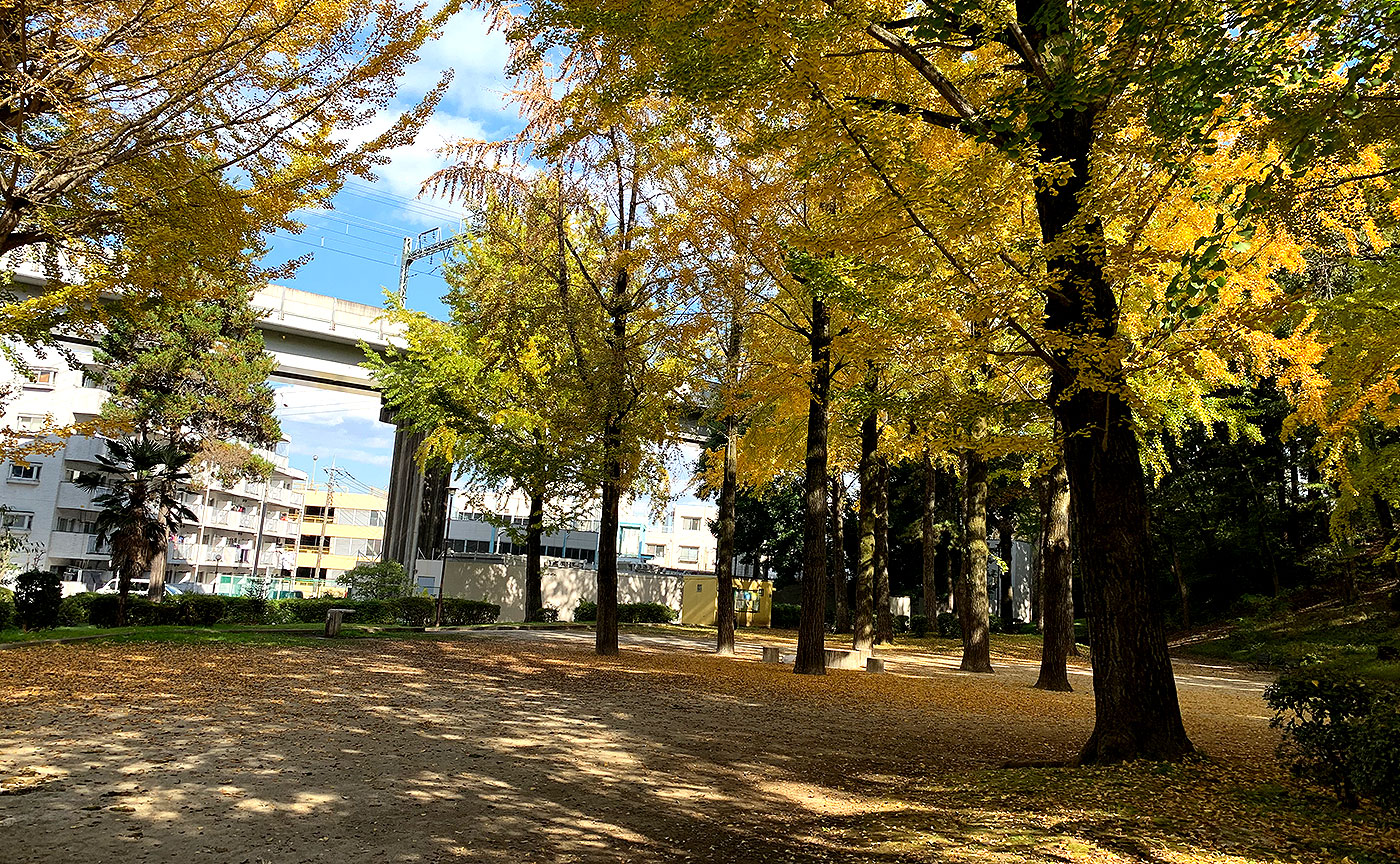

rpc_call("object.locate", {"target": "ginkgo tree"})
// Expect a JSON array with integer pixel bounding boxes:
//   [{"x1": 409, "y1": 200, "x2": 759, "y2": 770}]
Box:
[{"x1": 483, "y1": 0, "x2": 1400, "y2": 762}]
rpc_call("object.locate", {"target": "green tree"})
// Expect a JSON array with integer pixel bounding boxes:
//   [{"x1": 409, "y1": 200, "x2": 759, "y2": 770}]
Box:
[
  {"x1": 370, "y1": 279, "x2": 599, "y2": 622},
  {"x1": 76, "y1": 440, "x2": 196, "y2": 624},
  {"x1": 93, "y1": 290, "x2": 281, "y2": 598},
  {"x1": 339, "y1": 560, "x2": 414, "y2": 601}
]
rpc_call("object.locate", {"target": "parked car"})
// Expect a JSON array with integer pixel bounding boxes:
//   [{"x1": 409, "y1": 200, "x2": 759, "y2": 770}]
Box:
[{"x1": 96, "y1": 578, "x2": 195, "y2": 596}]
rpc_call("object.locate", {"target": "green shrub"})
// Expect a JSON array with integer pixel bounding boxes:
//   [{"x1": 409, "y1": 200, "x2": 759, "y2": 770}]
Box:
[
  {"x1": 338, "y1": 560, "x2": 413, "y2": 600},
  {"x1": 529, "y1": 607, "x2": 559, "y2": 623},
  {"x1": 936, "y1": 612, "x2": 960, "y2": 638},
  {"x1": 438, "y1": 598, "x2": 500, "y2": 625},
  {"x1": 1266, "y1": 667, "x2": 1400, "y2": 809},
  {"x1": 617, "y1": 602, "x2": 676, "y2": 624},
  {"x1": 1231, "y1": 592, "x2": 1289, "y2": 620},
  {"x1": 89, "y1": 594, "x2": 175, "y2": 627},
  {"x1": 57, "y1": 592, "x2": 99, "y2": 626},
  {"x1": 573, "y1": 600, "x2": 598, "y2": 622},
  {"x1": 894, "y1": 614, "x2": 909, "y2": 634},
  {"x1": 911, "y1": 614, "x2": 929, "y2": 637},
  {"x1": 15, "y1": 570, "x2": 62, "y2": 630},
  {"x1": 173, "y1": 594, "x2": 226, "y2": 626},
  {"x1": 0, "y1": 586, "x2": 16, "y2": 630},
  {"x1": 220, "y1": 596, "x2": 268, "y2": 624},
  {"x1": 771, "y1": 603, "x2": 801, "y2": 629},
  {"x1": 395, "y1": 595, "x2": 435, "y2": 626}
]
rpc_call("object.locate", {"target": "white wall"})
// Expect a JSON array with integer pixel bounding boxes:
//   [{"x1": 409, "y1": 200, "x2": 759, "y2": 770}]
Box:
[{"x1": 441, "y1": 557, "x2": 683, "y2": 622}]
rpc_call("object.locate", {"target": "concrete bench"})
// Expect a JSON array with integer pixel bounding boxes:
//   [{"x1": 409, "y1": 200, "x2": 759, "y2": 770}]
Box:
[
  {"x1": 759, "y1": 645, "x2": 873, "y2": 671},
  {"x1": 865, "y1": 656, "x2": 885, "y2": 674},
  {"x1": 324, "y1": 608, "x2": 355, "y2": 637},
  {"x1": 825, "y1": 647, "x2": 870, "y2": 670}
]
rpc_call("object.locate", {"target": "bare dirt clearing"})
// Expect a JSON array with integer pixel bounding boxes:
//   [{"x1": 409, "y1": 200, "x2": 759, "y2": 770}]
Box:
[{"x1": 0, "y1": 632, "x2": 1393, "y2": 863}]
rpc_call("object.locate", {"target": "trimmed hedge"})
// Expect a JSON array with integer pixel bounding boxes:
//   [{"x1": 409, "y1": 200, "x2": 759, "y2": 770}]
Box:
[
  {"x1": 617, "y1": 602, "x2": 676, "y2": 624},
  {"x1": 76, "y1": 593, "x2": 501, "y2": 628},
  {"x1": 771, "y1": 603, "x2": 800, "y2": 629},
  {"x1": 569, "y1": 600, "x2": 675, "y2": 624},
  {"x1": 57, "y1": 592, "x2": 99, "y2": 626}
]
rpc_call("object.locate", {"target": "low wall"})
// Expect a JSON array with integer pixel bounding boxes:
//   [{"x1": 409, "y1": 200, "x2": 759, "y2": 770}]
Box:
[{"x1": 441, "y1": 557, "x2": 683, "y2": 622}]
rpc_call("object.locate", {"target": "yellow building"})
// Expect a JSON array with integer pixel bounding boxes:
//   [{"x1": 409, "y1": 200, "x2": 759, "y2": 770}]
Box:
[
  {"x1": 680, "y1": 575, "x2": 774, "y2": 628},
  {"x1": 287, "y1": 486, "x2": 388, "y2": 597}
]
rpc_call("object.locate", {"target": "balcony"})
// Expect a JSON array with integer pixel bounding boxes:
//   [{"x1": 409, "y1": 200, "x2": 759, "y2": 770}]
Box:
[
  {"x1": 60, "y1": 435, "x2": 110, "y2": 465},
  {"x1": 56, "y1": 481, "x2": 101, "y2": 512},
  {"x1": 49, "y1": 531, "x2": 108, "y2": 559}
]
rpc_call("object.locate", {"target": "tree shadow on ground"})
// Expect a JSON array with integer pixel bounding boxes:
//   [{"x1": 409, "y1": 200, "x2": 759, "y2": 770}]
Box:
[{"x1": 0, "y1": 636, "x2": 1393, "y2": 863}]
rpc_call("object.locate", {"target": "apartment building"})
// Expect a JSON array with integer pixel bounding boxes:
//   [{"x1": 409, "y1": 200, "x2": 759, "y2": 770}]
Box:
[
  {"x1": 292, "y1": 486, "x2": 387, "y2": 589},
  {"x1": 440, "y1": 490, "x2": 722, "y2": 574},
  {"x1": 0, "y1": 340, "x2": 305, "y2": 591}
]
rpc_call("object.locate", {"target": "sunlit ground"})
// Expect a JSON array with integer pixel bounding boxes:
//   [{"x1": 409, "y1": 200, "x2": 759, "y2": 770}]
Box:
[{"x1": 1, "y1": 632, "x2": 1395, "y2": 863}]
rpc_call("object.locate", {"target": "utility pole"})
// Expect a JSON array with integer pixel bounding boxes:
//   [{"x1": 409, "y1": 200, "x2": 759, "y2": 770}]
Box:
[
  {"x1": 313, "y1": 462, "x2": 334, "y2": 598},
  {"x1": 397, "y1": 228, "x2": 458, "y2": 300}
]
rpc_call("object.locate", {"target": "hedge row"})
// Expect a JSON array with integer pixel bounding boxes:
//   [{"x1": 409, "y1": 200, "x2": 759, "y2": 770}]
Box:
[
  {"x1": 52, "y1": 593, "x2": 500, "y2": 629},
  {"x1": 571, "y1": 600, "x2": 676, "y2": 624}
]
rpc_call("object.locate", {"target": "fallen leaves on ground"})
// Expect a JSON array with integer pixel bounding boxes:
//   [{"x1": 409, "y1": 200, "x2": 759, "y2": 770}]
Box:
[{"x1": 0, "y1": 637, "x2": 1395, "y2": 863}]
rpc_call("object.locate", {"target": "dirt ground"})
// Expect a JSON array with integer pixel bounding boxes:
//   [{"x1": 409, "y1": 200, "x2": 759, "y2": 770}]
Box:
[{"x1": 0, "y1": 631, "x2": 1375, "y2": 863}]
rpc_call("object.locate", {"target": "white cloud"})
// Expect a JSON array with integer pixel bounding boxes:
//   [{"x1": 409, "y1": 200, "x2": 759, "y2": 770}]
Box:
[
  {"x1": 272, "y1": 382, "x2": 384, "y2": 427},
  {"x1": 336, "y1": 8, "x2": 522, "y2": 227}
]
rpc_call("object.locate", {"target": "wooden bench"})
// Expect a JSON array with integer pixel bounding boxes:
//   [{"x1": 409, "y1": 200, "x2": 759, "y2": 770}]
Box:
[{"x1": 324, "y1": 607, "x2": 355, "y2": 637}]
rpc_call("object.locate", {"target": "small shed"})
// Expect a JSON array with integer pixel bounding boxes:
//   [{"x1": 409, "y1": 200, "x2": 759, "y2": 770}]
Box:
[{"x1": 680, "y1": 575, "x2": 774, "y2": 628}]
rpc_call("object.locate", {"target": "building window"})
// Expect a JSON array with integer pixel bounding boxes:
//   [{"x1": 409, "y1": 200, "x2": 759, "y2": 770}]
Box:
[
  {"x1": 735, "y1": 589, "x2": 760, "y2": 613},
  {"x1": 56, "y1": 516, "x2": 96, "y2": 534},
  {"x1": 681, "y1": 516, "x2": 702, "y2": 532},
  {"x1": 646, "y1": 543, "x2": 665, "y2": 559},
  {"x1": 80, "y1": 369, "x2": 105, "y2": 390},
  {"x1": 8, "y1": 462, "x2": 41, "y2": 482},
  {"x1": 24, "y1": 368, "x2": 56, "y2": 389},
  {"x1": 2, "y1": 511, "x2": 33, "y2": 531},
  {"x1": 678, "y1": 546, "x2": 700, "y2": 564},
  {"x1": 15, "y1": 414, "x2": 46, "y2": 433}
]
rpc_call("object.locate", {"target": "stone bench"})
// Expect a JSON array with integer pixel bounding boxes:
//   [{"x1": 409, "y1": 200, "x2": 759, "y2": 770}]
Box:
[
  {"x1": 759, "y1": 645, "x2": 873, "y2": 671},
  {"x1": 324, "y1": 608, "x2": 355, "y2": 637}
]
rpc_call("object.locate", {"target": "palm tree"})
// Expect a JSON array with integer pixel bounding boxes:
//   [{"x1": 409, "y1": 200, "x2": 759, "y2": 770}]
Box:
[{"x1": 76, "y1": 439, "x2": 196, "y2": 624}]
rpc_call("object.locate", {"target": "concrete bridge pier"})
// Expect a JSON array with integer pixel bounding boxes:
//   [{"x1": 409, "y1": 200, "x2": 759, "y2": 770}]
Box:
[{"x1": 380, "y1": 409, "x2": 452, "y2": 582}]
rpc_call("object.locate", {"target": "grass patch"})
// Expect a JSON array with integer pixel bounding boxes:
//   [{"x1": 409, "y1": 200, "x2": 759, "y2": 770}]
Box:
[{"x1": 1182, "y1": 598, "x2": 1400, "y2": 680}]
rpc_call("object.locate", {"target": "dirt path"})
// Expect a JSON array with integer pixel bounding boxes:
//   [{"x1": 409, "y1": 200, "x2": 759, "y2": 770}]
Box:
[{"x1": 0, "y1": 633, "x2": 1291, "y2": 863}]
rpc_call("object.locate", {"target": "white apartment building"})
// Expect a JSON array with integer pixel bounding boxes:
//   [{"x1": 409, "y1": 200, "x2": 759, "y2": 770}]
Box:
[
  {"x1": 0, "y1": 339, "x2": 306, "y2": 591},
  {"x1": 428, "y1": 441, "x2": 727, "y2": 590}
]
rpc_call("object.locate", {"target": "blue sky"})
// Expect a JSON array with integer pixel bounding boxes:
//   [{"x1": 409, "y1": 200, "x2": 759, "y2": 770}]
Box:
[{"x1": 264, "y1": 8, "x2": 518, "y2": 492}]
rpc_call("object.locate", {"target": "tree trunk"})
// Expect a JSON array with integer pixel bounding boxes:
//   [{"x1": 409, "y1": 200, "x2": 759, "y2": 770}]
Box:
[
  {"x1": 1168, "y1": 533, "x2": 1190, "y2": 630},
  {"x1": 1032, "y1": 474, "x2": 1050, "y2": 630},
  {"x1": 715, "y1": 414, "x2": 739, "y2": 655},
  {"x1": 525, "y1": 487, "x2": 545, "y2": 621},
  {"x1": 794, "y1": 295, "x2": 830, "y2": 675},
  {"x1": 874, "y1": 453, "x2": 892, "y2": 644},
  {"x1": 921, "y1": 452, "x2": 938, "y2": 621},
  {"x1": 997, "y1": 508, "x2": 1015, "y2": 628},
  {"x1": 935, "y1": 469, "x2": 955, "y2": 614},
  {"x1": 147, "y1": 545, "x2": 168, "y2": 601},
  {"x1": 1035, "y1": 454, "x2": 1074, "y2": 691},
  {"x1": 831, "y1": 472, "x2": 850, "y2": 634},
  {"x1": 595, "y1": 416, "x2": 623, "y2": 656},
  {"x1": 1035, "y1": 104, "x2": 1192, "y2": 764},
  {"x1": 147, "y1": 503, "x2": 170, "y2": 600},
  {"x1": 854, "y1": 405, "x2": 877, "y2": 653},
  {"x1": 959, "y1": 444, "x2": 993, "y2": 673}
]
